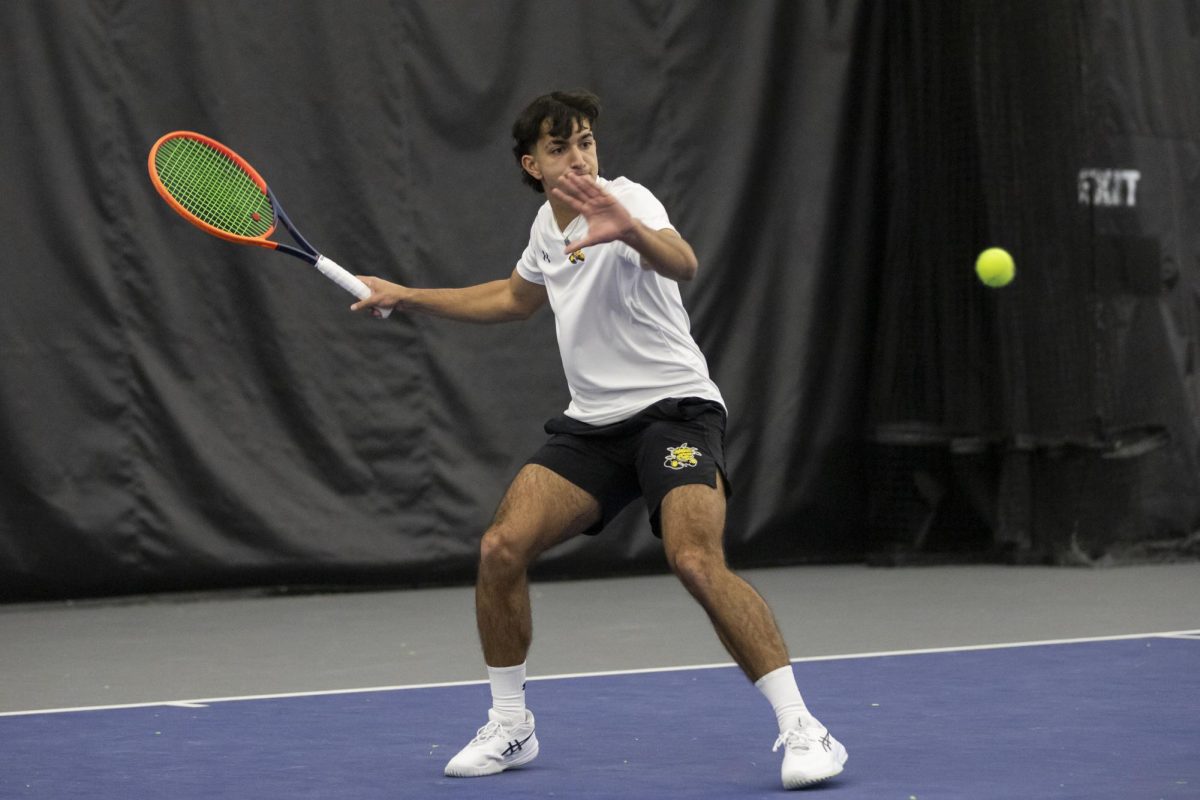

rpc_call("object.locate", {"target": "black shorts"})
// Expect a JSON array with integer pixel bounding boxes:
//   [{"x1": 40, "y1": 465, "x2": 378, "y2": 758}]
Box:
[{"x1": 526, "y1": 396, "x2": 731, "y2": 537}]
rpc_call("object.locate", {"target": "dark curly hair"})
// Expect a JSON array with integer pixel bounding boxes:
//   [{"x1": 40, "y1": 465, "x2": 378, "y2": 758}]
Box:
[{"x1": 511, "y1": 90, "x2": 601, "y2": 193}]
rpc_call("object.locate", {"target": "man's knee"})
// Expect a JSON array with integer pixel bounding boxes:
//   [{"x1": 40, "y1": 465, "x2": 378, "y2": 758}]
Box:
[
  {"x1": 479, "y1": 523, "x2": 537, "y2": 574},
  {"x1": 667, "y1": 543, "x2": 728, "y2": 597}
]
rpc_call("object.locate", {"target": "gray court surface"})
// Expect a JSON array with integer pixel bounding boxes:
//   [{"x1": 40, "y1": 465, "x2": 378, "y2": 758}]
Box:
[{"x1": 2, "y1": 563, "x2": 1199, "y2": 714}]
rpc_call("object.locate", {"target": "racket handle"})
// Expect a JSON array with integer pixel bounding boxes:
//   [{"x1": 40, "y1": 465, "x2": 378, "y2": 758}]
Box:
[{"x1": 315, "y1": 255, "x2": 392, "y2": 319}]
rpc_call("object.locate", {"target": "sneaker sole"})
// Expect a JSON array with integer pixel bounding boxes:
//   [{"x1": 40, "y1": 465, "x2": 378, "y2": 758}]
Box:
[
  {"x1": 783, "y1": 761, "x2": 844, "y2": 789},
  {"x1": 443, "y1": 740, "x2": 539, "y2": 778}
]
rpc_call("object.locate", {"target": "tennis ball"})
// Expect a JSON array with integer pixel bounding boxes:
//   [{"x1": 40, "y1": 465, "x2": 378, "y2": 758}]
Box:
[{"x1": 975, "y1": 247, "x2": 1015, "y2": 287}]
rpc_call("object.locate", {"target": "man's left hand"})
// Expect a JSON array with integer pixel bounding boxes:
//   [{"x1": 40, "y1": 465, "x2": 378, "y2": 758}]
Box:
[{"x1": 550, "y1": 172, "x2": 635, "y2": 252}]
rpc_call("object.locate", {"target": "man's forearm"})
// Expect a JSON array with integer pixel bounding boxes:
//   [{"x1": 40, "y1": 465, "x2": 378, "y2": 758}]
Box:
[
  {"x1": 622, "y1": 222, "x2": 699, "y2": 282},
  {"x1": 402, "y1": 280, "x2": 531, "y2": 323}
]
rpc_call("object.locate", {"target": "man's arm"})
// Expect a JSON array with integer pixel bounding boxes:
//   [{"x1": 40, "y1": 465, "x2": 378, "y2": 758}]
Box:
[
  {"x1": 551, "y1": 172, "x2": 699, "y2": 282},
  {"x1": 618, "y1": 223, "x2": 698, "y2": 282},
  {"x1": 350, "y1": 268, "x2": 548, "y2": 323}
]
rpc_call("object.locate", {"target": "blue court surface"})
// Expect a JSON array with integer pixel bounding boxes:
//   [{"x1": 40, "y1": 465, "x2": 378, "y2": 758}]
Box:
[{"x1": 2, "y1": 632, "x2": 1197, "y2": 799}]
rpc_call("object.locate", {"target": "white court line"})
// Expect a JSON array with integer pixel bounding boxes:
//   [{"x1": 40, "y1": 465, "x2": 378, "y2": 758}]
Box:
[{"x1": 1, "y1": 628, "x2": 1196, "y2": 719}]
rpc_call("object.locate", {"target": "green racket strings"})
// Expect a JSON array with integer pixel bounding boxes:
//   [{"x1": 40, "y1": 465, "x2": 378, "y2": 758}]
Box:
[{"x1": 154, "y1": 137, "x2": 274, "y2": 237}]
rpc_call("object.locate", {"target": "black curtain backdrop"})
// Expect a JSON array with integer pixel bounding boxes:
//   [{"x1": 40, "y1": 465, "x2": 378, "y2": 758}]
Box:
[
  {"x1": 1, "y1": 1, "x2": 1197, "y2": 602},
  {"x1": 869, "y1": 1, "x2": 1200, "y2": 565}
]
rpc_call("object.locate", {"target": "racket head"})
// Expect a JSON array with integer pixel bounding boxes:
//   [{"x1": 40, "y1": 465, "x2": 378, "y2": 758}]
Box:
[{"x1": 148, "y1": 131, "x2": 279, "y2": 247}]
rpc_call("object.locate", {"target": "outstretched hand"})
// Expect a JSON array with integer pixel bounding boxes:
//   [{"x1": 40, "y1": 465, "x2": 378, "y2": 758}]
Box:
[
  {"x1": 351, "y1": 275, "x2": 405, "y2": 316},
  {"x1": 550, "y1": 172, "x2": 636, "y2": 252}
]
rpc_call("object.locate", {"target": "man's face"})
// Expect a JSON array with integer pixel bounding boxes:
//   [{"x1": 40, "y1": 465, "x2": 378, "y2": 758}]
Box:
[{"x1": 521, "y1": 118, "x2": 598, "y2": 196}]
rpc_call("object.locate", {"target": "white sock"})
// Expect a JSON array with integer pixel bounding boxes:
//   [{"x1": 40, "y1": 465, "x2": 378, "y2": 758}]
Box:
[
  {"x1": 487, "y1": 662, "x2": 527, "y2": 723},
  {"x1": 755, "y1": 664, "x2": 811, "y2": 733}
]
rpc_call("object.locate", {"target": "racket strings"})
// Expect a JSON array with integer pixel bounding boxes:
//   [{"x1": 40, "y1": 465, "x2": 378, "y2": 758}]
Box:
[{"x1": 154, "y1": 137, "x2": 274, "y2": 237}]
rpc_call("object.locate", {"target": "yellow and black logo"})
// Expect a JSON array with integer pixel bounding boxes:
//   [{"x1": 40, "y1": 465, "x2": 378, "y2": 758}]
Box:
[
  {"x1": 664, "y1": 443, "x2": 701, "y2": 470},
  {"x1": 568, "y1": 248, "x2": 586, "y2": 265}
]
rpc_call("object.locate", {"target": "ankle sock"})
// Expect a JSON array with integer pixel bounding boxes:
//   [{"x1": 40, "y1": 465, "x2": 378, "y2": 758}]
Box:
[
  {"x1": 487, "y1": 662, "x2": 527, "y2": 722},
  {"x1": 755, "y1": 664, "x2": 811, "y2": 733}
]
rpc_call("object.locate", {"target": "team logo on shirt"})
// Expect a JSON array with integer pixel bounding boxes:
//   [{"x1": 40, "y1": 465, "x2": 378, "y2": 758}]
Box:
[
  {"x1": 568, "y1": 248, "x2": 586, "y2": 265},
  {"x1": 664, "y1": 443, "x2": 701, "y2": 470}
]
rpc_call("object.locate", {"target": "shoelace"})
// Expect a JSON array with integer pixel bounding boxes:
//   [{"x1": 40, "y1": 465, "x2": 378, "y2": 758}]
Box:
[
  {"x1": 469, "y1": 720, "x2": 506, "y2": 746},
  {"x1": 772, "y1": 726, "x2": 814, "y2": 754}
]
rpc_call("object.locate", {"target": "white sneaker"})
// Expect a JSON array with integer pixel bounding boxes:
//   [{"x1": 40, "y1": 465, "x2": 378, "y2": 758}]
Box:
[
  {"x1": 443, "y1": 709, "x2": 539, "y2": 777},
  {"x1": 773, "y1": 718, "x2": 848, "y2": 789}
]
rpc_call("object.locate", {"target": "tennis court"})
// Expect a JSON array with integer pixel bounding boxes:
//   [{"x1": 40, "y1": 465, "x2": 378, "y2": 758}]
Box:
[{"x1": 3, "y1": 565, "x2": 1198, "y2": 798}]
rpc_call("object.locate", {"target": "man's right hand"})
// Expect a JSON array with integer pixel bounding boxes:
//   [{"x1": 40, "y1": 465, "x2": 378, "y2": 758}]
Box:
[{"x1": 351, "y1": 276, "x2": 408, "y2": 315}]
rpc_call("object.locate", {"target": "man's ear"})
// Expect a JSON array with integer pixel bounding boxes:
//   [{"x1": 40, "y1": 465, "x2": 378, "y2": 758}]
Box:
[{"x1": 521, "y1": 153, "x2": 542, "y2": 183}]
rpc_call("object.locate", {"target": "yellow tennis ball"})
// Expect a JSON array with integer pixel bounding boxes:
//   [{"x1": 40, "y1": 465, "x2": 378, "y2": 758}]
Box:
[{"x1": 975, "y1": 247, "x2": 1015, "y2": 287}]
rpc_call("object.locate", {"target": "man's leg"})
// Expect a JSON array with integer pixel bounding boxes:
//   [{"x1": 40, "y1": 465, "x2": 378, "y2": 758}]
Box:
[
  {"x1": 658, "y1": 473, "x2": 787, "y2": 681},
  {"x1": 475, "y1": 463, "x2": 601, "y2": 666},
  {"x1": 659, "y1": 474, "x2": 847, "y2": 789},
  {"x1": 445, "y1": 464, "x2": 600, "y2": 778}
]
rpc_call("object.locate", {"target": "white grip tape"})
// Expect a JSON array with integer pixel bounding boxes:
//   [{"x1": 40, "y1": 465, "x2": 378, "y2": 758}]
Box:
[{"x1": 315, "y1": 255, "x2": 391, "y2": 319}]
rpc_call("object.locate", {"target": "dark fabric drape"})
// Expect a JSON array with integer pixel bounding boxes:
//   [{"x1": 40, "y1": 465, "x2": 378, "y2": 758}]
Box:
[
  {"x1": 868, "y1": 1, "x2": 1200, "y2": 563},
  {"x1": 0, "y1": 1, "x2": 884, "y2": 600},
  {"x1": 3, "y1": 1, "x2": 1198, "y2": 602}
]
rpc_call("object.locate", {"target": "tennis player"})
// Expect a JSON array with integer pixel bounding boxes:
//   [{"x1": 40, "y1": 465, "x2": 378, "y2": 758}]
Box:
[{"x1": 352, "y1": 90, "x2": 847, "y2": 790}]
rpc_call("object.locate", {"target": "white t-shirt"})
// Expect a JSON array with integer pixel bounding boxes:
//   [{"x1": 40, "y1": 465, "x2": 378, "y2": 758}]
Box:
[{"x1": 515, "y1": 177, "x2": 725, "y2": 426}]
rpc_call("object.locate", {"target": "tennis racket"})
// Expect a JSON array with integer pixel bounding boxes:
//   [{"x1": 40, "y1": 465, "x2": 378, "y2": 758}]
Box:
[{"x1": 147, "y1": 131, "x2": 389, "y2": 318}]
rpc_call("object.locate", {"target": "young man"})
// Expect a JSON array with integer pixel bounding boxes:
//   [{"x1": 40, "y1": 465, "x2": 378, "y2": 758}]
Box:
[{"x1": 352, "y1": 91, "x2": 847, "y2": 790}]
